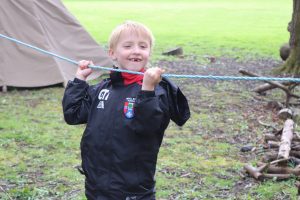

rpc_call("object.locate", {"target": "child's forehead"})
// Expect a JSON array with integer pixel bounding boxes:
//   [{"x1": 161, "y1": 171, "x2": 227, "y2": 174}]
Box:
[{"x1": 119, "y1": 29, "x2": 151, "y2": 42}]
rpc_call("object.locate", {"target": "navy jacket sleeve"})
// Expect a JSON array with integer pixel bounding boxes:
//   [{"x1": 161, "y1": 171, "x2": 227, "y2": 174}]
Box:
[
  {"x1": 162, "y1": 77, "x2": 190, "y2": 126},
  {"x1": 133, "y1": 78, "x2": 190, "y2": 136},
  {"x1": 62, "y1": 78, "x2": 95, "y2": 125}
]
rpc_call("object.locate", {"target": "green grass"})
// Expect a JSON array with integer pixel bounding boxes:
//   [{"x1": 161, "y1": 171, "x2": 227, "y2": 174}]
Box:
[
  {"x1": 63, "y1": 0, "x2": 291, "y2": 59},
  {"x1": 0, "y1": 89, "x2": 86, "y2": 200},
  {"x1": 1, "y1": 83, "x2": 299, "y2": 199}
]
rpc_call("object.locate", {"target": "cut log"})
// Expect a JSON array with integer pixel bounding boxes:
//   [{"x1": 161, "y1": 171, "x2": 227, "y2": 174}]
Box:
[
  {"x1": 253, "y1": 82, "x2": 294, "y2": 94},
  {"x1": 258, "y1": 157, "x2": 300, "y2": 166},
  {"x1": 245, "y1": 163, "x2": 293, "y2": 180},
  {"x1": 265, "y1": 166, "x2": 300, "y2": 176},
  {"x1": 277, "y1": 143, "x2": 300, "y2": 151},
  {"x1": 278, "y1": 119, "x2": 295, "y2": 159},
  {"x1": 274, "y1": 128, "x2": 283, "y2": 136},
  {"x1": 292, "y1": 144, "x2": 300, "y2": 151},
  {"x1": 263, "y1": 173, "x2": 292, "y2": 180},
  {"x1": 162, "y1": 47, "x2": 183, "y2": 56},
  {"x1": 267, "y1": 141, "x2": 280, "y2": 148},
  {"x1": 253, "y1": 83, "x2": 277, "y2": 94},
  {"x1": 290, "y1": 151, "x2": 300, "y2": 158},
  {"x1": 295, "y1": 132, "x2": 300, "y2": 140},
  {"x1": 265, "y1": 133, "x2": 300, "y2": 143},
  {"x1": 290, "y1": 157, "x2": 300, "y2": 165},
  {"x1": 270, "y1": 158, "x2": 289, "y2": 165},
  {"x1": 292, "y1": 135, "x2": 300, "y2": 142},
  {"x1": 264, "y1": 134, "x2": 280, "y2": 142},
  {"x1": 244, "y1": 164, "x2": 269, "y2": 180},
  {"x1": 278, "y1": 108, "x2": 293, "y2": 120},
  {"x1": 262, "y1": 152, "x2": 278, "y2": 162},
  {"x1": 296, "y1": 181, "x2": 300, "y2": 195}
]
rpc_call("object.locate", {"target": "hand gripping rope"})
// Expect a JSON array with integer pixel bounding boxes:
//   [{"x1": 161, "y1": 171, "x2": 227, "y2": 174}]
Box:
[{"x1": 1, "y1": 33, "x2": 300, "y2": 83}]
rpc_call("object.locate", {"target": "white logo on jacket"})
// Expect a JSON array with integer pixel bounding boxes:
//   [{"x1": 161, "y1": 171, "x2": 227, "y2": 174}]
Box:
[
  {"x1": 98, "y1": 89, "x2": 110, "y2": 100},
  {"x1": 97, "y1": 89, "x2": 110, "y2": 109},
  {"x1": 125, "y1": 196, "x2": 137, "y2": 200}
]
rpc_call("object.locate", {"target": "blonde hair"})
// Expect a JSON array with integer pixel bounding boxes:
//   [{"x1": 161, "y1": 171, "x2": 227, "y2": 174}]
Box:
[{"x1": 108, "y1": 20, "x2": 155, "y2": 51}]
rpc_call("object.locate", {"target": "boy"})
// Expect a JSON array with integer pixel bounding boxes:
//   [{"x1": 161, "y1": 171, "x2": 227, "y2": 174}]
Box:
[{"x1": 62, "y1": 21, "x2": 190, "y2": 200}]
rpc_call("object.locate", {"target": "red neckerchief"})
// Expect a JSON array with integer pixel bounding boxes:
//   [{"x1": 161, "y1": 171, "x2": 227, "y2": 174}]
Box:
[{"x1": 121, "y1": 68, "x2": 145, "y2": 85}]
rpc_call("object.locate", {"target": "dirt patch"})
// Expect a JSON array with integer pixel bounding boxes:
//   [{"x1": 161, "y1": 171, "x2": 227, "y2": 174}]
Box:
[{"x1": 155, "y1": 56, "x2": 283, "y2": 86}]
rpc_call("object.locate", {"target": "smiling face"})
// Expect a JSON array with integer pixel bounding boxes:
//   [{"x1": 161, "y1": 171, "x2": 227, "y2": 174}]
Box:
[{"x1": 109, "y1": 30, "x2": 152, "y2": 72}]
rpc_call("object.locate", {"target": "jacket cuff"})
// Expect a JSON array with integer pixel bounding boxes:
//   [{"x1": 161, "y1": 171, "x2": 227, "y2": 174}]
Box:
[
  {"x1": 137, "y1": 90, "x2": 155, "y2": 99},
  {"x1": 66, "y1": 78, "x2": 86, "y2": 86},
  {"x1": 65, "y1": 78, "x2": 89, "y2": 91},
  {"x1": 73, "y1": 78, "x2": 86, "y2": 84}
]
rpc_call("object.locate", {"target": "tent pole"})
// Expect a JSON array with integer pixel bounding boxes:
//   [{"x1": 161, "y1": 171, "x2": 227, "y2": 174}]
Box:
[
  {"x1": 2, "y1": 85, "x2": 7, "y2": 92},
  {"x1": 63, "y1": 81, "x2": 68, "y2": 88}
]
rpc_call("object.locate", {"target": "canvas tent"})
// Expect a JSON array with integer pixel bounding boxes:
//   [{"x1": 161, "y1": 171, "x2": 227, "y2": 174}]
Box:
[{"x1": 0, "y1": 0, "x2": 112, "y2": 89}]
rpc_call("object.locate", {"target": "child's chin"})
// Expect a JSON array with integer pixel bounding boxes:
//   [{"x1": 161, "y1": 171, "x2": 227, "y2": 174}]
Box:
[{"x1": 124, "y1": 66, "x2": 144, "y2": 71}]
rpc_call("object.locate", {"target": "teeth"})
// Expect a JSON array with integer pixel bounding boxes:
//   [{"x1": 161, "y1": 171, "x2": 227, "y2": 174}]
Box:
[{"x1": 130, "y1": 58, "x2": 141, "y2": 62}]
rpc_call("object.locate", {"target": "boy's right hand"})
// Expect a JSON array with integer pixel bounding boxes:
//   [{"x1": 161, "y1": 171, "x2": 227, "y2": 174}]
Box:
[
  {"x1": 76, "y1": 60, "x2": 93, "y2": 81},
  {"x1": 142, "y1": 67, "x2": 165, "y2": 91}
]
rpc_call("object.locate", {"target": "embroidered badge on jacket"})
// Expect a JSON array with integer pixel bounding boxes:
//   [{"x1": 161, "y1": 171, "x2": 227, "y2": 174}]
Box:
[
  {"x1": 97, "y1": 89, "x2": 110, "y2": 109},
  {"x1": 124, "y1": 98, "x2": 136, "y2": 119}
]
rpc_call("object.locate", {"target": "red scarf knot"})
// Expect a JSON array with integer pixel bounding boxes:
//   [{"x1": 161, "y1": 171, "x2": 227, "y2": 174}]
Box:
[{"x1": 121, "y1": 68, "x2": 145, "y2": 85}]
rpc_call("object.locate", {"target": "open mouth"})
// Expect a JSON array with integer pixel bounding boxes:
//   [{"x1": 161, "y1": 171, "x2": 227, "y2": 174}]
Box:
[{"x1": 129, "y1": 58, "x2": 142, "y2": 62}]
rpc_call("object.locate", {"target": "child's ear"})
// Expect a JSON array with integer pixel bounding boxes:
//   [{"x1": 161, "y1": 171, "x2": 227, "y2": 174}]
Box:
[
  {"x1": 108, "y1": 49, "x2": 116, "y2": 60},
  {"x1": 149, "y1": 47, "x2": 153, "y2": 57}
]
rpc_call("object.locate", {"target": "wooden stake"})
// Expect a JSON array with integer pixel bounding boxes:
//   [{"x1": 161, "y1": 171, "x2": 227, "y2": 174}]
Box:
[
  {"x1": 244, "y1": 163, "x2": 269, "y2": 180},
  {"x1": 278, "y1": 119, "x2": 294, "y2": 159},
  {"x1": 265, "y1": 165, "x2": 300, "y2": 175}
]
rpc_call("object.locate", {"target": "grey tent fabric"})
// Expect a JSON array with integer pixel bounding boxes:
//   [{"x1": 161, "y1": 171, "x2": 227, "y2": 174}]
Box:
[{"x1": 0, "y1": 0, "x2": 112, "y2": 87}]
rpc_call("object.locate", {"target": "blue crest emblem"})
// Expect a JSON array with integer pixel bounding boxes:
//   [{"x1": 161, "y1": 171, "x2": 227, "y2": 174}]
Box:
[{"x1": 124, "y1": 98, "x2": 135, "y2": 119}]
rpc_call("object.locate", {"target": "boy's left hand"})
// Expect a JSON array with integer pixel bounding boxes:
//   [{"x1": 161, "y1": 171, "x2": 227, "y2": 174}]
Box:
[{"x1": 142, "y1": 67, "x2": 165, "y2": 91}]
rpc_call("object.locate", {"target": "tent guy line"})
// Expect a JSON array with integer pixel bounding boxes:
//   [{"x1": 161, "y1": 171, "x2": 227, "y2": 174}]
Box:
[{"x1": 1, "y1": 33, "x2": 300, "y2": 82}]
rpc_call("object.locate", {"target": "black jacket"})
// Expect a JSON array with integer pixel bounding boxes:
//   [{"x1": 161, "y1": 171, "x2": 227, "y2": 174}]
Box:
[{"x1": 62, "y1": 72, "x2": 190, "y2": 199}]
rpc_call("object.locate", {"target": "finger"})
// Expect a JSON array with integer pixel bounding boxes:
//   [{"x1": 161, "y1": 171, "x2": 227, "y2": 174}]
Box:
[
  {"x1": 153, "y1": 67, "x2": 163, "y2": 73},
  {"x1": 86, "y1": 61, "x2": 93, "y2": 68},
  {"x1": 79, "y1": 60, "x2": 87, "y2": 69},
  {"x1": 155, "y1": 68, "x2": 164, "y2": 76},
  {"x1": 81, "y1": 60, "x2": 91, "y2": 70},
  {"x1": 78, "y1": 60, "x2": 84, "y2": 67},
  {"x1": 83, "y1": 60, "x2": 90, "y2": 67}
]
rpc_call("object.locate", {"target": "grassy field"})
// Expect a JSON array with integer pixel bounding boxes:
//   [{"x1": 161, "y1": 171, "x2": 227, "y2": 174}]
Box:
[
  {"x1": 0, "y1": 0, "x2": 298, "y2": 199},
  {"x1": 63, "y1": 0, "x2": 291, "y2": 59}
]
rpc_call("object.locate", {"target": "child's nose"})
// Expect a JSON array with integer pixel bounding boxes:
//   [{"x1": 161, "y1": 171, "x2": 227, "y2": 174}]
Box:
[{"x1": 131, "y1": 46, "x2": 141, "y2": 54}]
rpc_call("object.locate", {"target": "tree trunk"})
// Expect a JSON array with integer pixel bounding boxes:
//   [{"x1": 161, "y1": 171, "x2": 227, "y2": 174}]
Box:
[{"x1": 279, "y1": 0, "x2": 300, "y2": 74}]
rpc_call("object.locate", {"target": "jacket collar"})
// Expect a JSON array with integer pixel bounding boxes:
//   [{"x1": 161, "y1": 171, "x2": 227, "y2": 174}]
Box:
[{"x1": 110, "y1": 67, "x2": 145, "y2": 86}]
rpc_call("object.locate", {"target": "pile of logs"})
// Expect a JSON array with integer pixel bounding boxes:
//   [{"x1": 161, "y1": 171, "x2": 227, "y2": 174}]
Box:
[
  {"x1": 244, "y1": 109, "x2": 300, "y2": 181},
  {"x1": 245, "y1": 120, "x2": 298, "y2": 180},
  {"x1": 240, "y1": 69, "x2": 300, "y2": 193}
]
